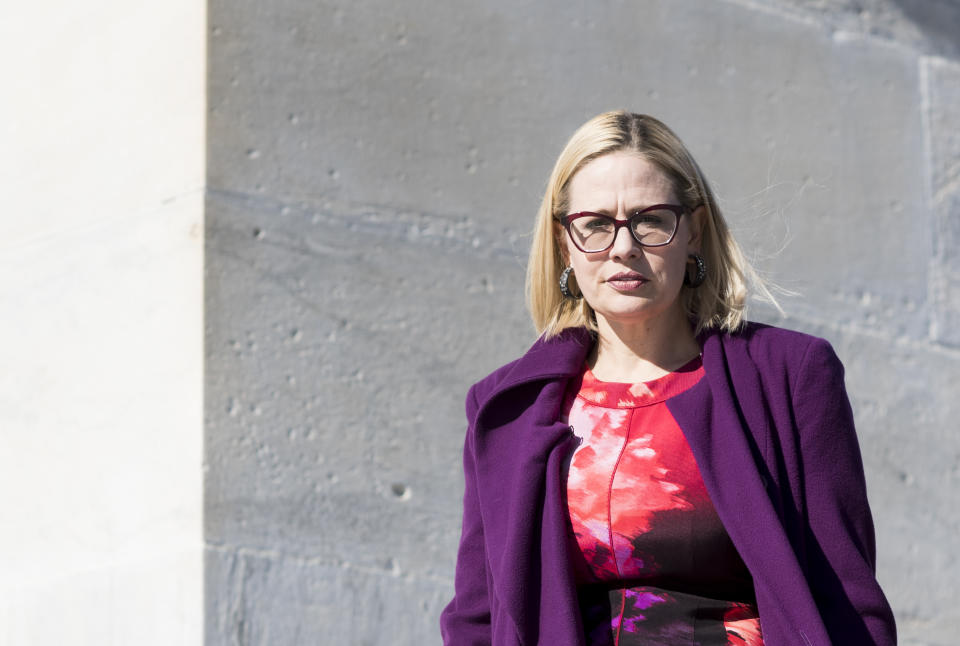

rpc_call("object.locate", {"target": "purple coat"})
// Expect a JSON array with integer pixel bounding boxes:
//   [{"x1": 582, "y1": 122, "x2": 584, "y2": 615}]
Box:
[{"x1": 440, "y1": 323, "x2": 896, "y2": 645}]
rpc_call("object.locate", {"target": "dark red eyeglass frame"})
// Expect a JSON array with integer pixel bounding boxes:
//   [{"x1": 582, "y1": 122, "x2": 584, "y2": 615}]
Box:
[{"x1": 560, "y1": 204, "x2": 688, "y2": 253}]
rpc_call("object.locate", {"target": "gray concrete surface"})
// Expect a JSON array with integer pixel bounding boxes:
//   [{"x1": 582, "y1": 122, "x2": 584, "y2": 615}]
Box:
[{"x1": 206, "y1": 1, "x2": 960, "y2": 644}]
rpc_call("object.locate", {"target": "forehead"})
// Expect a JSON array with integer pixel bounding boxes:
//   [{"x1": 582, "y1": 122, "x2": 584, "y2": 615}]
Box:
[{"x1": 567, "y1": 151, "x2": 675, "y2": 210}]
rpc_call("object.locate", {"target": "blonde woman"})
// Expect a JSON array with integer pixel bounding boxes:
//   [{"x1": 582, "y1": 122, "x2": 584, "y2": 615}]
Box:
[{"x1": 440, "y1": 111, "x2": 895, "y2": 646}]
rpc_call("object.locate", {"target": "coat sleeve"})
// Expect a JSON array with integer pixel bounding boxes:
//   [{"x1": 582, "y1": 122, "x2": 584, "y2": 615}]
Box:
[
  {"x1": 439, "y1": 385, "x2": 493, "y2": 646},
  {"x1": 792, "y1": 337, "x2": 897, "y2": 644}
]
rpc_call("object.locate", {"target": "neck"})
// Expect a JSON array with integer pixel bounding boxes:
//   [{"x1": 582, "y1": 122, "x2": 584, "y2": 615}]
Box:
[{"x1": 589, "y1": 306, "x2": 701, "y2": 382}]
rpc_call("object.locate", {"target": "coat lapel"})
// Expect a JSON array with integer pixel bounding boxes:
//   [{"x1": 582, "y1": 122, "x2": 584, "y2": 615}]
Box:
[
  {"x1": 471, "y1": 328, "x2": 593, "y2": 645},
  {"x1": 667, "y1": 329, "x2": 831, "y2": 644}
]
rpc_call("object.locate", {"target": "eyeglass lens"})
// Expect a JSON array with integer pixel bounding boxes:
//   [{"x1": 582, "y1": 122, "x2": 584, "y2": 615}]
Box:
[{"x1": 569, "y1": 209, "x2": 678, "y2": 252}]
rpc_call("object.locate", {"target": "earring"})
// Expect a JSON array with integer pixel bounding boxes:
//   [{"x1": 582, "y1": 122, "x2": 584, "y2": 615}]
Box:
[
  {"x1": 684, "y1": 254, "x2": 706, "y2": 288},
  {"x1": 559, "y1": 266, "x2": 580, "y2": 299}
]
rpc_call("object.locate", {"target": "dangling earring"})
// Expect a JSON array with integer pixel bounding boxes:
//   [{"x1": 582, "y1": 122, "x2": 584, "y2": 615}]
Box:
[
  {"x1": 684, "y1": 254, "x2": 706, "y2": 288},
  {"x1": 559, "y1": 266, "x2": 580, "y2": 299}
]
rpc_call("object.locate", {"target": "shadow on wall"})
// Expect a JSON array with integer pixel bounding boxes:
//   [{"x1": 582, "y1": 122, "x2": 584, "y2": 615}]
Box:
[{"x1": 890, "y1": 0, "x2": 960, "y2": 57}]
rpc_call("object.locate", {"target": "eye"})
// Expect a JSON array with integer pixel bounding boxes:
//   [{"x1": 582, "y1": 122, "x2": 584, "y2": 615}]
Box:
[
  {"x1": 632, "y1": 211, "x2": 664, "y2": 225},
  {"x1": 582, "y1": 216, "x2": 613, "y2": 231}
]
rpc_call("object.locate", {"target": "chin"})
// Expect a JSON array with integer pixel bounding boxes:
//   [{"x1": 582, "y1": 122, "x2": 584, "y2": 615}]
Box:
[
  {"x1": 596, "y1": 307, "x2": 664, "y2": 325},
  {"x1": 593, "y1": 298, "x2": 681, "y2": 327}
]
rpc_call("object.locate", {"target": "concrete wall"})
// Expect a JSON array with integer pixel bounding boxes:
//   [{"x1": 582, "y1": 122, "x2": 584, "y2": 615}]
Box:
[
  {"x1": 0, "y1": 2, "x2": 205, "y2": 644},
  {"x1": 206, "y1": 1, "x2": 960, "y2": 644}
]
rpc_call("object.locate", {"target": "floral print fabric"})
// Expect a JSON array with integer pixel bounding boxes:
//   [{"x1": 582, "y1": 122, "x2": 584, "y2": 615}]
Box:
[{"x1": 563, "y1": 359, "x2": 763, "y2": 646}]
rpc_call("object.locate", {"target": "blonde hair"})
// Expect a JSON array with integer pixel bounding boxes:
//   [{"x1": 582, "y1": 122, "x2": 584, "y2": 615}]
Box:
[{"x1": 527, "y1": 110, "x2": 777, "y2": 338}]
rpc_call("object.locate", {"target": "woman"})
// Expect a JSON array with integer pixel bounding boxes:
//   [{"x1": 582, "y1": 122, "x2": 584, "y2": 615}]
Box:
[{"x1": 440, "y1": 111, "x2": 896, "y2": 646}]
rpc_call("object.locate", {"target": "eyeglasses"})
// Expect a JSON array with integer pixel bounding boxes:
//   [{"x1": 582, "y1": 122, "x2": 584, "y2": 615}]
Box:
[{"x1": 560, "y1": 204, "x2": 687, "y2": 253}]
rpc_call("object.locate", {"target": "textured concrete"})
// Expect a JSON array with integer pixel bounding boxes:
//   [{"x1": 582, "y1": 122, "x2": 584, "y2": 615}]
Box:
[
  {"x1": 206, "y1": 1, "x2": 960, "y2": 644},
  {"x1": 925, "y1": 56, "x2": 960, "y2": 347},
  {"x1": 206, "y1": 546, "x2": 452, "y2": 646},
  {"x1": 751, "y1": 0, "x2": 960, "y2": 58},
  {"x1": 205, "y1": 190, "x2": 530, "y2": 584},
  {"x1": 1, "y1": 1, "x2": 205, "y2": 644}
]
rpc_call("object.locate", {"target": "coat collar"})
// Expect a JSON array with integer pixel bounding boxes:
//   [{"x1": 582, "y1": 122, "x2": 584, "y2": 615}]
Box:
[
  {"x1": 468, "y1": 326, "x2": 595, "y2": 645},
  {"x1": 474, "y1": 327, "x2": 594, "y2": 428},
  {"x1": 480, "y1": 325, "x2": 732, "y2": 396},
  {"x1": 501, "y1": 326, "x2": 594, "y2": 386},
  {"x1": 474, "y1": 324, "x2": 735, "y2": 426}
]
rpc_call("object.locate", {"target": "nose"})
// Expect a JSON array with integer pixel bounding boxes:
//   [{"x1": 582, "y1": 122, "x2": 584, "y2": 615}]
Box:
[{"x1": 609, "y1": 220, "x2": 640, "y2": 260}]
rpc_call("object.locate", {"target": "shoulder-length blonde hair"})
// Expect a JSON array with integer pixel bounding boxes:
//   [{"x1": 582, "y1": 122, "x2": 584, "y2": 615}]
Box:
[{"x1": 527, "y1": 110, "x2": 775, "y2": 338}]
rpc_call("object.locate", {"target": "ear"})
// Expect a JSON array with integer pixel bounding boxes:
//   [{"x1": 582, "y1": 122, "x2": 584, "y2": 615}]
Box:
[
  {"x1": 554, "y1": 221, "x2": 570, "y2": 265},
  {"x1": 687, "y1": 205, "x2": 705, "y2": 254}
]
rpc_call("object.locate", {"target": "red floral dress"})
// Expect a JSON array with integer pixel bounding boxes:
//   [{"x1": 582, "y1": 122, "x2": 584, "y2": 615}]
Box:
[{"x1": 562, "y1": 358, "x2": 764, "y2": 646}]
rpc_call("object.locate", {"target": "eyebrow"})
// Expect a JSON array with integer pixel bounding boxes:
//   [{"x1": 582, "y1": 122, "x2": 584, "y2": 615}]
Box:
[{"x1": 576, "y1": 204, "x2": 664, "y2": 217}]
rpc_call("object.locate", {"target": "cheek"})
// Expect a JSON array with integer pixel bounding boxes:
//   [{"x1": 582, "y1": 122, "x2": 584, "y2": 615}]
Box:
[
  {"x1": 661, "y1": 250, "x2": 690, "y2": 284},
  {"x1": 641, "y1": 249, "x2": 687, "y2": 287},
  {"x1": 567, "y1": 246, "x2": 590, "y2": 271},
  {"x1": 569, "y1": 253, "x2": 600, "y2": 297}
]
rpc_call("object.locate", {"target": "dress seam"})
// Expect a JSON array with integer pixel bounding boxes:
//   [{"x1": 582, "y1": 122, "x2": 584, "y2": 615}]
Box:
[
  {"x1": 608, "y1": 411, "x2": 631, "y2": 646},
  {"x1": 607, "y1": 411, "x2": 632, "y2": 580},
  {"x1": 614, "y1": 589, "x2": 626, "y2": 646}
]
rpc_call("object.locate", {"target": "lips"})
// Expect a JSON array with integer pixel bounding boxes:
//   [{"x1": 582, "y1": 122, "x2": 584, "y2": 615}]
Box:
[
  {"x1": 605, "y1": 271, "x2": 648, "y2": 291},
  {"x1": 607, "y1": 271, "x2": 647, "y2": 282}
]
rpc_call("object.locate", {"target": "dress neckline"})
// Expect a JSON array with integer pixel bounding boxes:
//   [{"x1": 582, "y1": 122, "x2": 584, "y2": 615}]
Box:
[{"x1": 577, "y1": 356, "x2": 704, "y2": 408}]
